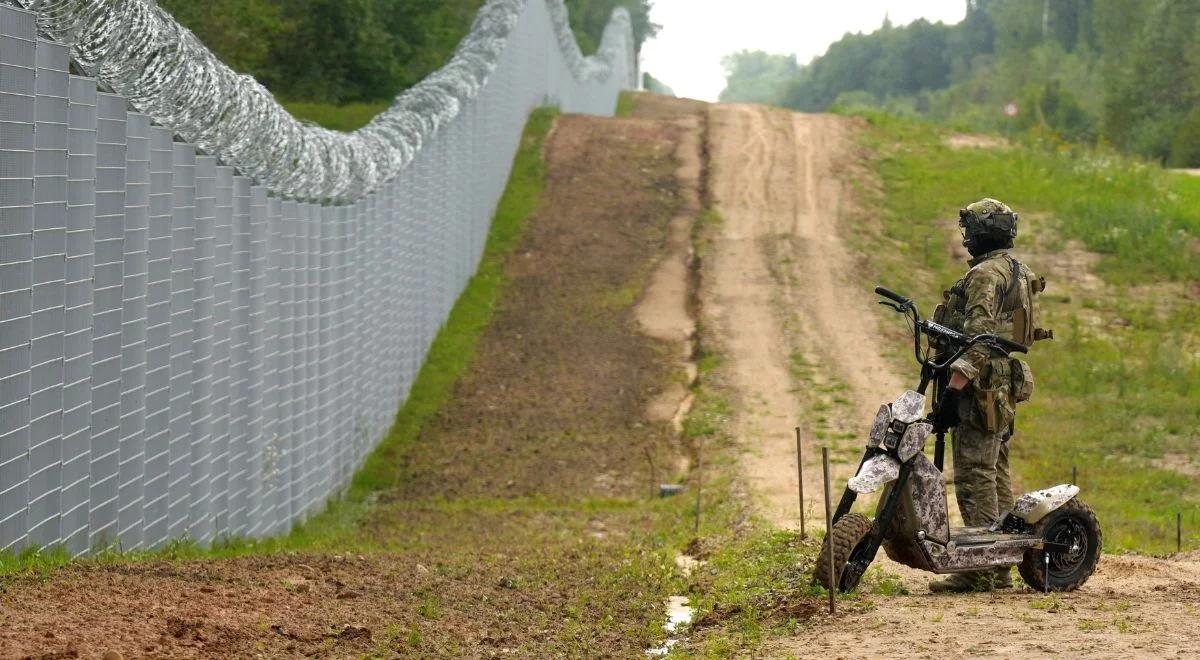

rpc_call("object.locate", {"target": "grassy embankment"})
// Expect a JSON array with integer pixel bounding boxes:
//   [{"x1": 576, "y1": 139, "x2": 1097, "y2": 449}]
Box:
[{"x1": 845, "y1": 112, "x2": 1200, "y2": 553}]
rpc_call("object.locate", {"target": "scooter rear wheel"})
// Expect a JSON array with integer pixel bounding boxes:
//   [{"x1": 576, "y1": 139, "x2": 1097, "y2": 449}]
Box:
[
  {"x1": 813, "y1": 512, "x2": 873, "y2": 593},
  {"x1": 1018, "y1": 498, "x2": 1101, "y2": 592}
]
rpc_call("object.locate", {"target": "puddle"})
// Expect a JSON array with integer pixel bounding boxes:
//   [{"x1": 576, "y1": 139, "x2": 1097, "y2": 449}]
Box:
[{"x1": 645, "y1": 595, "x2": 694, "y2": 657}]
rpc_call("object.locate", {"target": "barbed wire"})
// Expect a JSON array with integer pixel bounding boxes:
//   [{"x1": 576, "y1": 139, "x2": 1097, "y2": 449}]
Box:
[{"x1": 10, "y1": 0, "x2": 634, "y2": 203}]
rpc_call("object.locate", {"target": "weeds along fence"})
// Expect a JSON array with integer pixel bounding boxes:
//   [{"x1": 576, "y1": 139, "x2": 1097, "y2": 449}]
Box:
[{"x1": 0, "y1": 0, "x2": 635, "y2": 555}]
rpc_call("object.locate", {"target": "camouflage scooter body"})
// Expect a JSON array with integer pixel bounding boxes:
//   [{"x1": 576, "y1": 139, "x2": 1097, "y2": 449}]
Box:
[{"x1": 814, "y1": 287, "x2": 1101, "y2": 593}]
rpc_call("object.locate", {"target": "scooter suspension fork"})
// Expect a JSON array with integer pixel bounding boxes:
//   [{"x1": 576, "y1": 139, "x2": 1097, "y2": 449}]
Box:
[
  {"x1": 832, "y1": 450, "x2": 872, "y2": 524},
  {"x1": 840, "y1": 464, "x2": 913, "y2": 591}
]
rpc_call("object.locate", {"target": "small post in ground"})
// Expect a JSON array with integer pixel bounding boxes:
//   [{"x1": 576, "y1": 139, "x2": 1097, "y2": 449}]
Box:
[
  {"x1": 694, "y1": 442, "x2": 703, "y2": 536},
  {"x1": 796, "y1": 426, "x2": 806, "y2": 539},
  {"x1": 822, "y1": 446, "x2": 835, "y2": 615},
  {"x1": 1178, "y1": 511, "x2": 1183, "y2": 554},
  {"x1": 1072, "y1": 465, "x2": 1077, "y2": 485},
  {"x1": 644, "y1": 446, "x2": 657, "y2": 500}
]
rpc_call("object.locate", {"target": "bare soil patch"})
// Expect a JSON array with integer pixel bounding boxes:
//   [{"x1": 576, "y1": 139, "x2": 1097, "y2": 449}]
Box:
[
  {"x1": 0, "y1": 109, "x2": 699, "y2": 659},
  {"x1": 945, "y1": 133, "x2": 1010, "y2": 150},
  {"x1": 392, "y1": 113, "x2": 687, "y2": 502}
]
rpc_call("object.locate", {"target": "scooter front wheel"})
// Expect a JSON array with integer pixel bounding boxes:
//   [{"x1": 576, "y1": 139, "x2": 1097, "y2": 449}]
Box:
[
  {"x1": 813, "y1": 512, "x2": 874, "y2": 593},
  {"x1": 1018, "y1": 497, "x2": 1102, "y2": 592}
]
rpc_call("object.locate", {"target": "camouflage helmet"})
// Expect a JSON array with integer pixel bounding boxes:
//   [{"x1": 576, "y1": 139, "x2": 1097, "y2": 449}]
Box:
[{"x1": 958, "y1": 197, "x2": 1018, "y2": 253}]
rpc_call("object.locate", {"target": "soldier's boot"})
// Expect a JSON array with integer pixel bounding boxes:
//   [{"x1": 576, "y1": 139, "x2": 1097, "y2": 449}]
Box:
[
  {"x1": 993, "y1": 566, "x2": 1013, "y2": 589},
  {"x1": 929, "y1": 571, "x2": 992, "y2": 593}
]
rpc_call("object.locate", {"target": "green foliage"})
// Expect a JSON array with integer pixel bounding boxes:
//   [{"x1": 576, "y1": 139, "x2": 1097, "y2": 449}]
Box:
[
  {"x1": 564, "y1": 0, "x2": 658, "y2": 55},
  {"x1": 160, "y1": 0, "x2": 654, "y2": 106},
  {"x1": 719, "y1": 51, "x2": 799, "y2": 105},
  {"x1": 642, "y1": 71, "x2": 675, "y2": 96},
  {"x1": 1102, "y1": 0, "x2": 1200, "y2": 164},
  {"x1": 615, "y1": 91, "x2": 636, "y2": 117},
  {"x1": 282, "y1": 101, "x2": 390, "y2": 131},
  {"x1": 853, "y1": 113, "x2": 1200, "y2": 553},
  {"x1": 775, "y1": 18, "x2": 955, "y2": 113},
  {"x1": 722, "y1": 0, "x2": 1200, "y2": 166}
]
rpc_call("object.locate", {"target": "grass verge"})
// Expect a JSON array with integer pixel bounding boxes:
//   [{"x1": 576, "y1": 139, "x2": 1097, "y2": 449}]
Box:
[
  {"x1": 845, "y1": 111, "x2": 1200, "y2": 553},
  {"x1": 616, "y1": 90, "x2": 637, "y2": 117}
]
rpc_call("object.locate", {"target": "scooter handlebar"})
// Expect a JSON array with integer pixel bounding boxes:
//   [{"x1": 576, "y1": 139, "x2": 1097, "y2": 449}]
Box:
[
  {"x1": 990, "y1": 336, "x2": 1029, "y2": 355},
  {"x1": 875, "y1": 286, "x2": 910, "y2": 305}
]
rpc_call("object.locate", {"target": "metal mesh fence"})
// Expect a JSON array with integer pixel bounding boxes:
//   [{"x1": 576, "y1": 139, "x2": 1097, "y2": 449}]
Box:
[{"x1": 0, "y1": 0, "x2": 634, "y2": 554}]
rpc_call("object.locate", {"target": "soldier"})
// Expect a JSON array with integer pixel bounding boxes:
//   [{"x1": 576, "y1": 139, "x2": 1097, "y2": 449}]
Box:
[{"x1": 929, "y1": 198, "x2": 1045, "y2": 593}]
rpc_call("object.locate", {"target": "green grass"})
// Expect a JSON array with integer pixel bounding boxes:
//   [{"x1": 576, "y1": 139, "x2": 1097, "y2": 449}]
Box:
[
  {"x1": 855, "y1": 111, "x2": 1200, "y2": 284},
  {"x1": 282, "y1": 101, "x2": 391, "y2": 132},
  {"x1": 615, "y1": 91, "x2": 636, "y2": 118},
  {"x1": 849, "y1": 111, "x2": 1200, "y2": 553},
  {"x1": 0, "y1": 107, "x2": 560, "y2": 578}
]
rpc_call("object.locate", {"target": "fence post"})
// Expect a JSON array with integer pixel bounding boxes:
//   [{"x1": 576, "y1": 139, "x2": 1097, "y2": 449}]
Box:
[
  {"x1": 694, "y1": 442, "x2": 703, "y2": 536},
  {"x1": 823, "y1": 446, "x2": 835, "y2": 614},
  {"x1": 796, "y1": 427, "x2": 805, "y2": 539}
]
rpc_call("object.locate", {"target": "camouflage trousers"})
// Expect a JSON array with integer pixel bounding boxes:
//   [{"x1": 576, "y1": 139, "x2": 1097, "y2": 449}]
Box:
[{"x1": 951, "y1": 420, "x2": 1014, "y2": 527}]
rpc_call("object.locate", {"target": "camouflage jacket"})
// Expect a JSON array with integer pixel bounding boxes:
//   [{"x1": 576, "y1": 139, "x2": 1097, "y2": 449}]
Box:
[{"x1": 939, "y1": 249, "x2": 1035, "y2": 382}]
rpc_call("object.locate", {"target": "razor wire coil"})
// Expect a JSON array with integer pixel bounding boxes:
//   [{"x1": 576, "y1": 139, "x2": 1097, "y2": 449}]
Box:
[{"x1": 8, "y1": 0, "x2": 634, "y2": 203}]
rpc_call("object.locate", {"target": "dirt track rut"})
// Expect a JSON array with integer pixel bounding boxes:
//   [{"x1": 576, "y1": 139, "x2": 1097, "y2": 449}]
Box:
[{"x1": 701, "y1": 102, "x2": 1200, "y2": 658}]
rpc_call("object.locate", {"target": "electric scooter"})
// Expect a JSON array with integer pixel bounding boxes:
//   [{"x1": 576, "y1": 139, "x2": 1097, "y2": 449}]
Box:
[{"x1": 813, "y1": 286, "x2": 1101, "y2": 593}]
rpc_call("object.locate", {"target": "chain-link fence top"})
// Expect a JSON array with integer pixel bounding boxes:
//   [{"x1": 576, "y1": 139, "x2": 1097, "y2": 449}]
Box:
[{"x1": 8, "y1": 0, "x2": 635, "y2": 203}]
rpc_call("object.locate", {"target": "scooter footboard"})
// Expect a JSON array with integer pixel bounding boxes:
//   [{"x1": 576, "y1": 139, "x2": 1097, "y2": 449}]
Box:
[{"x1": 925, "y1": 537, "x2": 1033, "y2": 573}]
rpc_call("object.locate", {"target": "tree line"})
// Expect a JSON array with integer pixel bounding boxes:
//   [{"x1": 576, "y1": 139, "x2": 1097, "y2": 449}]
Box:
[
  {"x1": 720, "y1": 0, "x2": 1200, "y2": 166},
  {"x1": 159, "y1": 0, "x2": 656, "y2": 105}
]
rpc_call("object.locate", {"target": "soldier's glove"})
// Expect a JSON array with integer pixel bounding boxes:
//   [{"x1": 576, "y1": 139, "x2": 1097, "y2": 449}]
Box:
[{"x1": 932, "y1": 387, "x2": 962, "y2": 432}]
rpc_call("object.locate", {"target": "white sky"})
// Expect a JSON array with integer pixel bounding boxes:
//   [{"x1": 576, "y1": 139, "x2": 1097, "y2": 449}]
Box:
[{"x1": 640, "y1": 0, "x2": 967, "y2": 102}]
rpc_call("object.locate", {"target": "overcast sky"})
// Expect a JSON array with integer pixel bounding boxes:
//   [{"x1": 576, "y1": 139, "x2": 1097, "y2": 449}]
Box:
[{"x1": 639, "y1": 1, "x2": 967, "y2": 102}]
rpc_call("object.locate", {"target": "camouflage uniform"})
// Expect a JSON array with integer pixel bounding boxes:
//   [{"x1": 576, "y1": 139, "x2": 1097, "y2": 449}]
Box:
[
  {"x1": 936, "y1": 246, "x2": 1040, "y2": 590},
  {"x1": 946, "y1": 247, "x2": 1024, "y2": 529}
]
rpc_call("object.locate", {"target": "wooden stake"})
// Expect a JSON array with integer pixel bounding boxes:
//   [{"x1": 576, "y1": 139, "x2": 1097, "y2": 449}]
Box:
[
  {"x1": 1072, "y1": 465, "x2": 1077, "y2": 486},
  {"x1": 644, "y1": 446, "x2": 657, "y2": 500},
  {"x1": 694, "y1": 442, "x2": 703, "y2": 536},
  {"x1": 1178, "y1": 511, "x2": 1183, "y2": 554},
  {"x1": 822, "y1": 446, "x2": 835, "y2": 614},
  {"x1": 796, "y1": 426, "x2": 806, "y2": 539}
]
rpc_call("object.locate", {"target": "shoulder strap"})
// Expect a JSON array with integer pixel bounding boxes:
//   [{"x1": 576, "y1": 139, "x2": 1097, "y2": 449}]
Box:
[{"x1": 1002, "y1": 257, "x2": 1022, "y2": 312}]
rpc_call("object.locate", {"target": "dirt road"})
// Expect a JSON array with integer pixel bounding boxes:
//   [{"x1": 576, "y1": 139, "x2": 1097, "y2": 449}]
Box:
[
  {"x1": 701, "y1": 103, "x2": 1200, "y2": 658},
  {"x1": 705, "y1": 103, "x2": 901, "y2": 528}
]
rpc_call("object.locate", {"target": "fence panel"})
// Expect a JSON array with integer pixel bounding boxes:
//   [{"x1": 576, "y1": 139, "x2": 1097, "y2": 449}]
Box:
[{"x1": 0, "y1": 0, "x2": 634, "y2": 553}]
